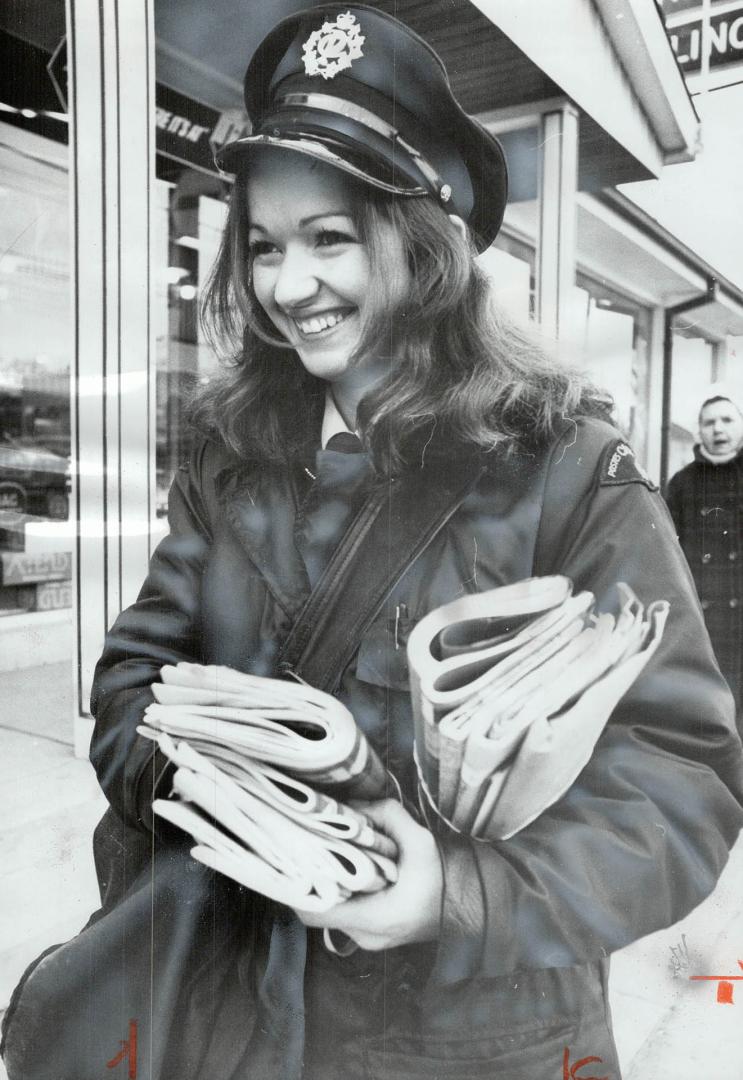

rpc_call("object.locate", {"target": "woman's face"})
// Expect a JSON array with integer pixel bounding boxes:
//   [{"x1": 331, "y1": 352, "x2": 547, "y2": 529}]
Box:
[{"x1": 246, "y1": 150, "x2": 409, "y2": 393}]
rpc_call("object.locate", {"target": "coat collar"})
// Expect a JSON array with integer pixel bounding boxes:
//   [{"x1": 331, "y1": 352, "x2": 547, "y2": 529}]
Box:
[
  {"x1": 693, "y1": 441, "x2": 743, "y2": 466},
  {"x1": 212, "y1": 399, "x2": 328, "y2": 617},
  {"x1": 217, "y1": 462, "x2": 312, "y2": 618}
]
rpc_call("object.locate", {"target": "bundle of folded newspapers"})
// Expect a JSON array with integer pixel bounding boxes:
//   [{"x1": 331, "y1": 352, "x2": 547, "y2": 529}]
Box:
[
  {"x1": 140, "y1": 575, "x2": 668, "y2": 917},
  {"x1": 138, "y1": 663, "x2": 396, "y2": 914},
  {"x1": 406, "y1": 575, "x2": 669, "y2": 841}
]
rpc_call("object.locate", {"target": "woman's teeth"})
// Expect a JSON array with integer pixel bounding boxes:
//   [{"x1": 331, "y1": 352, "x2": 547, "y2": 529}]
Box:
[{"x1": 295, "y1": 311, "x2": 348, "y2": 335}]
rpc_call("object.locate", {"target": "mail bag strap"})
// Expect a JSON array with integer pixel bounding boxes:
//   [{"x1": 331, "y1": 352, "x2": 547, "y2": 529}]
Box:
[{"x1": 278, "y1": 455, "x2": 485, "y2": 693}]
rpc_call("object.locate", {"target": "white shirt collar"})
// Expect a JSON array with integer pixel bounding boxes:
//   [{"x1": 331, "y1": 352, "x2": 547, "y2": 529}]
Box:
[{"x1": 321, "y1": 387, "x2": 356, "y2": 449}]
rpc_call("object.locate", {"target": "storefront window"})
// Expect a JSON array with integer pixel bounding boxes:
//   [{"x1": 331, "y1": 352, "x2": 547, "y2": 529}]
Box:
[
  {"x1": 154, "y1": 165, "x2": 228, "y2": 515},
  {"x1": 563, "y1": 275, "x2": 652, "y2": 464},
  {"x1": 0, "y1": 12, "x2": 73, "y2": 714},
  {"x1": 667, "y1": 329, "x2": 716, "y2": 478},
  {"x1": 0, "y1": 126, "x2": 72, "y2": 623},
  {"x1": 479, "y1": 228, "x2": 535, "y2": 325},
  {"x1": 153, "y1": 18, "x2": 242, "y2": 513}
]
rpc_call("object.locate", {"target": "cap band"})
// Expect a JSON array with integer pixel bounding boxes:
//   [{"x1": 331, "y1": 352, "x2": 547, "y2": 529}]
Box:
[
  {"x1": 217, "y1": 132, "x2": 429, "y2": 197},
  {"x1": 275, "y1": 91, "x2": 452, "y2": 203}
]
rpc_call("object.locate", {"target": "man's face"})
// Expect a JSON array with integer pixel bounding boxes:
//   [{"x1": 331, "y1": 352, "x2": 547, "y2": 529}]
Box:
[{"x1": 699, "y1": 399, "x2": 743, "y2": 457}]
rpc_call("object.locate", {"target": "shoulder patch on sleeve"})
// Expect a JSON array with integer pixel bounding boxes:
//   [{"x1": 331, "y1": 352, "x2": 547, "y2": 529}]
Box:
[{"x1": 599, "y1": 439, "x2": 658, "y2": 490}]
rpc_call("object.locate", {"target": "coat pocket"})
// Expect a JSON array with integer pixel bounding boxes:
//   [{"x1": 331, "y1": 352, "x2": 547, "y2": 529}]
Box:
[{"x1": 355, "y1": 609, "x2": 413, "y2": 691}]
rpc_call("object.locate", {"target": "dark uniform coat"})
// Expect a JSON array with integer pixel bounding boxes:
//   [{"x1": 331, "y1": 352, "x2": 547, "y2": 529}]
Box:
[
  {"x1": 666, "y1": 445, "x2": 743, "y2": 714},
  {"x1": 4, "y1": 418, "x2": 743, "y2": 1080}
]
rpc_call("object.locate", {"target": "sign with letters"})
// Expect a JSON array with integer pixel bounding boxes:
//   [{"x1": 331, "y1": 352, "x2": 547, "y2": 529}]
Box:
[
  {"x1": 154, "y1": 84, "x2": 249, "y2": 174},
  {"x1": 657, "y1": 0, "x2": 728, "y2": 13},
  {"x1": 658, "y1": 0, "x2": 743, "y2": 88},
  {"x1": 0, "y1": 550, "x2": 72, "y2": 587}
]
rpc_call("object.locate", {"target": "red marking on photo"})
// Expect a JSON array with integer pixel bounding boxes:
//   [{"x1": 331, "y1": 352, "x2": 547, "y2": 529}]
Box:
[
  {"x1": 690, "y1": 961, "x2": 743, "y2": 1004},
  {"x1": 563, "y1": 1046, "x2": 608, "y2": 1079},
  {"x1": 106, "y1": 1019, "x2": 137, "y2": 1079}
]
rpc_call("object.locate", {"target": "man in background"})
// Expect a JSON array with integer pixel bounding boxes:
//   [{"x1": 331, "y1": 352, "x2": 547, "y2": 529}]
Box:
[{"x1": 666, "y1": 384, "x2": 743, "y2": 722}]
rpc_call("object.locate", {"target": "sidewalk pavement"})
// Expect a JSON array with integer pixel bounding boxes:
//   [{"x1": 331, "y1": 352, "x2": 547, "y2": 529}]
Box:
[
  {"x1": 0, "y1": 661, "x2": 106, "y2": 1080},
  {"x1": 611, "y1": 840, "x2": 743, "y2": 1078},
  {"x1": 1, "y1": 662, "x2": 742, "y2": 1078}
]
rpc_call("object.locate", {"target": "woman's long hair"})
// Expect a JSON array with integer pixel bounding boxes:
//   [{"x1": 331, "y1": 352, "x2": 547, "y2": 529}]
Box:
[{"x1": 195, "y1": 168, "x2": 611, "y2": 474}]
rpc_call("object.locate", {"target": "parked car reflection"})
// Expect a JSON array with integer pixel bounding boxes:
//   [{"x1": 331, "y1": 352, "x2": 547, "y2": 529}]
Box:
[{"x1": 0, "y1": 435, "x2": 70, "y2": 519}]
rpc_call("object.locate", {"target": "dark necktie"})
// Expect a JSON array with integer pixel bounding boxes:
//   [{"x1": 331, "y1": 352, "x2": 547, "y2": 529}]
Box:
[{"x1": 324, "y1": 431, "x2": 363, "y2": 454}]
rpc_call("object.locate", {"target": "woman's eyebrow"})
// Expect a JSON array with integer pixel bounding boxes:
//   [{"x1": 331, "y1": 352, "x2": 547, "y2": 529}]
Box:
[
  {"x1": 298, "y1": 211, "x2": 352, "y2": 227},
  {"x1": 249, "y1": 212, "x2": 351, "y2": 233}
]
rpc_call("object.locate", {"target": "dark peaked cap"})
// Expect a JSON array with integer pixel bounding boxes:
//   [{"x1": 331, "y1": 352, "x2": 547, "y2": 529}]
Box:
[{"x1": 215, "y1": 4, "x2": 508, "y2": 252}]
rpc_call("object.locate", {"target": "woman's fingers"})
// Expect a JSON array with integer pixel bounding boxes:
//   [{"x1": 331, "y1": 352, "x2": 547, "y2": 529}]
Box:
[
  {"x1": 292, "y1": 799, "x2": 444, "y2": 950},
  {"x1": 353, "y1": 798, "x2": 419, "y2": 846}
]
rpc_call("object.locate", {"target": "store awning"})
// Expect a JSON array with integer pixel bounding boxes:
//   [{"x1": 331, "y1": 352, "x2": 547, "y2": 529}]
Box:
[
  {"x1": 469, "y1": 0, "x2": 699, "y2": 170},
  {"x1": 503, "y1": 189, "x2": 743, "y2": 340},
  {"x1": 583, "y1": 191, "x2": 743, "y2": 338}
]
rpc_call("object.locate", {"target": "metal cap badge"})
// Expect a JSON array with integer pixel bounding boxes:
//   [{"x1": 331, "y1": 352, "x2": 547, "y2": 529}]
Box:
[{"x1": 303, "y1": 11, "x2": 365, "y2": 80}]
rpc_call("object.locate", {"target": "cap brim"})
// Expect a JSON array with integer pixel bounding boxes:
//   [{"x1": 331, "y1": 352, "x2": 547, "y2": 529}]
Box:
[{"x1": 215, "y1": 132, "x2": 429, "y2": 199}]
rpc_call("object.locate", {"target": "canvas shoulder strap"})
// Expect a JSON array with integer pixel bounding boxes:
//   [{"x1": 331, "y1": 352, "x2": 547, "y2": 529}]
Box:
[{"x1": 279, "y1": 459, "x2": 484, "y2": 693}]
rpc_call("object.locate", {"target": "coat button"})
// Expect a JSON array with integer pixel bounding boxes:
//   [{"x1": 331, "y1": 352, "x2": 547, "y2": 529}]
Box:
[
  {"x1": 701, "y1": 599, "x2": 711, "y2": 610},
  {"x1": 730, "y1": 552, "x2": 738, "y2": 561},
  {"x1": 702, "y1": 553, "x2": 712, "y2": 563},
  {"x1": 730, "y1": 598, "x2": 739, "y2": 609}
]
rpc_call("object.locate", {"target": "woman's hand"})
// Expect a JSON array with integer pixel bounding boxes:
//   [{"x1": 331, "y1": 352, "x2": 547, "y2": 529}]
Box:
[{"x1": 293, "y1": 798, "x2": 443, "y2": 951}]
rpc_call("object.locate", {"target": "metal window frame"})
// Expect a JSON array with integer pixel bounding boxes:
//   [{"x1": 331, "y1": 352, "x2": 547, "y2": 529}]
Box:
[{"x1": 68, "y1": 0, "x2": 156, "y2": 755}]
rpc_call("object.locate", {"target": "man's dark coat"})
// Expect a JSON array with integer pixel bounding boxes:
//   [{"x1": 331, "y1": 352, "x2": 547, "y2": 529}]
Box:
[{"x1": 666, "y1": 444, "x2": 743, "y2": 713}]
